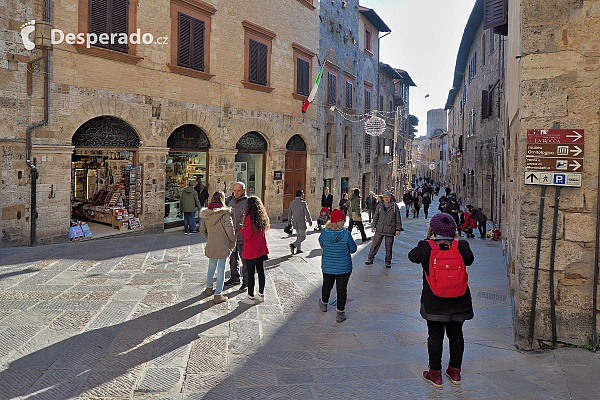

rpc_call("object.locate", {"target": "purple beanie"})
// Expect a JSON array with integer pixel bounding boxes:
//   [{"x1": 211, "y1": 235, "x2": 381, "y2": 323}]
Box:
[{"x1": 429, "y1": 212, "x2": 457, "y2": 237}]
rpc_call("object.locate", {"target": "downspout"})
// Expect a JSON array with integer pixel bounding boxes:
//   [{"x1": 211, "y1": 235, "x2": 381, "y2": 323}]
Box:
[
  {"x1": 26, "y1": 0, "x2": 52, "y2": 246},
  {"x1": 593, "y1": 123, "x2": 600, "y2": 350}
]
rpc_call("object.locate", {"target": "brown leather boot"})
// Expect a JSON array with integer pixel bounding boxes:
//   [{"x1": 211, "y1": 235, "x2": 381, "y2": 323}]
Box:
[{"x1": 423, "y1": 369, "x2": 443, "y2": 388}]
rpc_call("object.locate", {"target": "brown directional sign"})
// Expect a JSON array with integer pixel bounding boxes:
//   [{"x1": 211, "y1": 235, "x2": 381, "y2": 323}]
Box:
[
  {"x1": 527, "y1": 129, "x2": 584, "y2": 143},
  {"x1": 526, "y1": 156, "x2": 583, "y2": 172},
  {"x1": 526, "y1": 143, "x2": 584, "y2": 158}
]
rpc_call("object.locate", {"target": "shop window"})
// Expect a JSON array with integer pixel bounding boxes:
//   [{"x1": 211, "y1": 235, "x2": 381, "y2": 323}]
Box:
[
  {"x1": 236, "y1": 131, "x2": 268, "y2": 198},
  {"x1": 242, "y1": 20, "x2": 276, "y2": 92}
]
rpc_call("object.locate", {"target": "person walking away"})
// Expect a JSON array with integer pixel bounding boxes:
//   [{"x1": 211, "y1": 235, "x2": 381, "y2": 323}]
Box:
[
  {"x1": 434, "y1": 186, "x2": 440, "y2": 197},
  {"x1": 467, "y1": 205, "x2": 488, "y2": 239},
  {"x1": 408, "y1": 213, "x2": 474, "y2": 388},
  {"x1": 445, "y1": 186, "x2": 451, "y2": 197},
  {"x1": 422, "y1": 192, "x2": 432, "y2": 219},
  {"x1": 321, "y1": 187, "x2": 333, "y2": 213},
  {"x1": 365, "y1": 191, "x2": 402, "y2": 268},
  {"x1": 366, "y1": 192, "x2": 378, "y2": 223},
  {"x1": 240, "y1": 196, "x2": 270, "y2": 305},
  {"x1": 446, "y1": 198, "x2": 461, "y2": 235},
  {"x1": 194, "y1": 178, "x2": 209, "y2": 208},
  {"x1": 412, "y1": 190, "x2": 423, "y2": 218},
  {"x1": 180, "y1": 181, "x2": 201, "y2": 234},
  {"x1": 223, "y1": 182, "x2": 249, "y2": 289},
  {"x1": 318, "y1": 209, "x2": 357, "y2": 323},
  {"x1": 348, "y1": 188, "x2": 370, "y2": 243},
  {"x1": 199, "y1": 191, "x2": 236, "y2": 304},
  {"x1": 288, "y1": 190, "x2": 313, "y2": 254},
  {"x1": 339, "y1": 193, "x2": 349, "y2": 216},
  {"x1": 402, "y1": 190, "x2": 413, "y2": 219}
]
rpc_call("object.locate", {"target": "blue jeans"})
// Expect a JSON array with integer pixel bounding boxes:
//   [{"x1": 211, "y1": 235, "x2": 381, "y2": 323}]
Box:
[
  {"x1": 207, "y1": 258, "x2": 227, "y2": 294},
  {"x1": 184, "y1": 212, "x2": 196, "y2": 233}
]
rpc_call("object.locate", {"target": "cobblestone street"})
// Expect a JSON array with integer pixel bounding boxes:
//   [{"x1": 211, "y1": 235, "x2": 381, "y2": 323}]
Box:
[{"x1": 1, "y1": 201, "x2": 599, "y2": 400}]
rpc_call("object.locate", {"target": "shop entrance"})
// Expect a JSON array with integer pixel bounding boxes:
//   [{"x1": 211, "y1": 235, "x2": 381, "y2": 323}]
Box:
[
  {"x1": 283, "y1": 135, "x2": 307, "y2": 217},
  {"x1": 235, "y1": 131, "x2": 267, "y2": 199},
  {"x1": 164, "y1": 125, "x2": 211, "y2": 229},
  {"x1": 70, "y1": 116, "x2": 142, "y2": 239}
]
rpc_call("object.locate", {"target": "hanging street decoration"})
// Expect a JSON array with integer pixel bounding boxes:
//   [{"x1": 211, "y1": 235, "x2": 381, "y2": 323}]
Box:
[{"x1": 364, "y1": 113, "x2": 386, "y2": 136}]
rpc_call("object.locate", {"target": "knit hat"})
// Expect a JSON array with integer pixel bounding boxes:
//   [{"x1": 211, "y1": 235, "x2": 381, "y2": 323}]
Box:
[
  {"x1": 330, "y1": 209, "x2": 346, "y2": 223},
  {"x1": 429, "y1": 212, "x2": 457, "y2": 237},
  {"x1": 383, "y1": 190, "x2": 392, "y2": 196}
]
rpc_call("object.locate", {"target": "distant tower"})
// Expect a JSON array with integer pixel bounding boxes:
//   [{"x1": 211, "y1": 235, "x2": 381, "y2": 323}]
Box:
[{"x1": 427, "y1": 108, "x2": 447, "y2": 137}]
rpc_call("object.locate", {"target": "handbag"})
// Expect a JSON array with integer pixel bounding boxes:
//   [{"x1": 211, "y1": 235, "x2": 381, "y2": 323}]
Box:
[{"x1": 284, "y1": 224, "x2": 293, "y2": 234}]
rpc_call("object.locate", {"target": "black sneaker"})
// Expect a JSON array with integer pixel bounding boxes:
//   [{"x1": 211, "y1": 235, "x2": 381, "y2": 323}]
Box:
[
  {"x1": 365, "y1": 260, "x2": 373, "y2": 265},
  {"x1": 362, "y1": 237, "x2": 371, "y2": 243},
  {"x1": 385, "y1": 264, "x2": 392, "y2": 268},
  {"x1": 223, "y1": 278, "x2": 240, "y2": 287},
  {"x1": 239, "y1": 283, "x2": 248, "y2": 291},
  {"x1": 296, "y1": 250, "x2": 304, "y2": 254}
]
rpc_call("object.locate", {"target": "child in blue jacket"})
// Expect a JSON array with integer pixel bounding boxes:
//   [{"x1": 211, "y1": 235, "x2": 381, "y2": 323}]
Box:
[{"x1": 318, "y1": 209, "x2": 357, "y2": 322}]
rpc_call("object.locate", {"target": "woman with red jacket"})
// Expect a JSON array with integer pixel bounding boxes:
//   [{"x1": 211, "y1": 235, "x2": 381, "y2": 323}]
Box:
[{"x1": 240, "y1": 196, "x2": 270, "y2": 305}]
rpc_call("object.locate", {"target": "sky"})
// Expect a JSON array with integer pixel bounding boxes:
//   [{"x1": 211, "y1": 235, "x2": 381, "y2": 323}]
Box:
[{"x1": 360, "y1": 0, "x2": 476, "y2": 136}]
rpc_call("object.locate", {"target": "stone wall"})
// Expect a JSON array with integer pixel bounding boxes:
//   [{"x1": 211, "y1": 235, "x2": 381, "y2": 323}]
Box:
[
  {"x1": 426, "y1": 108, "x2": 447, "y2": 137},
  {"x1": 506, "y1": 0, "x2": 600, "y2": 347}
]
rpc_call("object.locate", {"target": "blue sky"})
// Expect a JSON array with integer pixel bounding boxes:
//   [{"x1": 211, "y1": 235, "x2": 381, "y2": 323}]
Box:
[{"x1": 360, "y1": 0, "x2": 476, "y2": 136}]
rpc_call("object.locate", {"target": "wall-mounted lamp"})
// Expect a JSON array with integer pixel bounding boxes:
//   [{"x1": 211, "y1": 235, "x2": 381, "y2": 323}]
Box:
[{"x1": 34, "y1": 21, "x2": 53, "y2": 49}]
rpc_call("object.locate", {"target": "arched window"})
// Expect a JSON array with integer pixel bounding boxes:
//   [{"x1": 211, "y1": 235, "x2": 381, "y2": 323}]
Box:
[
  {"x1": 236, "y1": 131, "x2": 267, "y2": 151},
  {"x1": 72, "y1": 116, "x2": 139, "y2": 148},
  {"x1": 286, "y1": 135, "x2": 307, "y2": 151},
  {"x1": 167, "y1": 124, "x2": 210, "y2": 150}
]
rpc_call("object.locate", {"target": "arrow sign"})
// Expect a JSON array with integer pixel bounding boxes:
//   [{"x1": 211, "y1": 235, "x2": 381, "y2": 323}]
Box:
[
  {"x1": 569, "y1": 160, "x2": 581, "y2": 171},
  {"x1": 565, "y1": 130, "x2": 583, "y2": 142},
  {"x1": 571, "y1": 145, "x2": 583, "y2": 157},
  {"x1": 526, "y1": 173, "x2": 538, "y2": 183}
]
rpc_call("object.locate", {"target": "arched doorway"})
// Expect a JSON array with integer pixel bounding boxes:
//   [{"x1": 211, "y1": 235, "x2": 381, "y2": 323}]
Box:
[
  {"x1": 236, "y1": 131, "x2": 267, "y2": 199},
  {"x1": 70, "y1": 116, "x2": 142, "y2": 237},
  {"x1": 284, "y1": 135, "x2": 307, "y2": 217},
  {"x1": 164, "y1": 124, "x2": 211, "y2": 228}
]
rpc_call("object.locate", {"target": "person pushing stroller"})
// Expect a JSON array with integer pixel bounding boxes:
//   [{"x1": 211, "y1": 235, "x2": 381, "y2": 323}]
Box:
[{"x1": 315, "y1": 207, "x2": 330, "y2": 231}]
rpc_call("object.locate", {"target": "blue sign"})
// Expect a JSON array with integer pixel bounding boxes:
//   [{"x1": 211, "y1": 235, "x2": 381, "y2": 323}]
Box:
[{"x1": 553, "y1": 174, "x2": 565, "y2": 184}]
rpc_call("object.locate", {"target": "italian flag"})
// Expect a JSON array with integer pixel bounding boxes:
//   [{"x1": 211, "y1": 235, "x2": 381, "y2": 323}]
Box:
[{"x1": 302, "y1": 65, "x2": 325, "y2": 113}]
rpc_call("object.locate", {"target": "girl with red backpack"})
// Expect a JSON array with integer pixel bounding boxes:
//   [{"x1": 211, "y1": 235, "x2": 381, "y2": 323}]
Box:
[{"x1": 408, "y1": 213, "x2": 474, "y2": 388}]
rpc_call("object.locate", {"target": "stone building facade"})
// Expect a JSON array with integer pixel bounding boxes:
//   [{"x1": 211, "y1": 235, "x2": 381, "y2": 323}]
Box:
[
  {"x1": 503, "y1": 0, "x2": 600, "y2": 347},
  {"x1": 426, "y1": 108, "x2": 447, "y2": 137},
  {"x1": 317, "y1": 1, "x2": 390, "y2": 206},
  {"x1": 392, "y1": 69, "x2": 416, "y2": 192},
  {"x1": 1, "y1": 0, "x2": 319, "y2": 246},
  {"x1": 444, "y1": 0, "x2": 505, "y2": 225}
]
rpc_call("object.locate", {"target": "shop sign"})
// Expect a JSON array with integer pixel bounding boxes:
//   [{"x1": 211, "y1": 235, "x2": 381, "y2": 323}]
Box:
[{"x1": 274, "y1": 171, "x2": 283, "y2": 180}]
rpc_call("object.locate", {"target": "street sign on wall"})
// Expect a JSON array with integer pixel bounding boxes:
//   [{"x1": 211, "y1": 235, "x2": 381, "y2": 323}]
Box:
[
  {"x1": 527, "y1": 129, "x2": 584, "y2": 144},
  {"x1": 524, "y1": 171, "x2": 582, "y2": 187},
  {"x1": 525, "y1": 129, "x2": 584, "y2": 187}
]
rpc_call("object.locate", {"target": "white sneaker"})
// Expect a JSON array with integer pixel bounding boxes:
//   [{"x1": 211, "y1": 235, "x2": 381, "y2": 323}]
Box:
[
  {"x1": 256, "y1": 293, "x2": 265, "y2": 303},
  {"x1": 241, "y1": 295, "x2": 256, "y2": 305},
  {"x1": 184, "y1": 232, "x2": 189, "y2": 235}
]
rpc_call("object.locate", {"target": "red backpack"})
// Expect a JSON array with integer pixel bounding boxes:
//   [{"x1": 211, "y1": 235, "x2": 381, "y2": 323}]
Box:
[{"x1": 425, "y1": 240, "x2": 468, "y2": 298}]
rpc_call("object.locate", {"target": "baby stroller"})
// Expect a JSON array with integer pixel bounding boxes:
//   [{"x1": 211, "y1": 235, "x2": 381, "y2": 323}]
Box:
[
  {"x1": 459, "y1": 210, "x2": 477, "y2": 238},
  {"x1": 315, "y1": 207, "x2": 330, "y2": 231}
]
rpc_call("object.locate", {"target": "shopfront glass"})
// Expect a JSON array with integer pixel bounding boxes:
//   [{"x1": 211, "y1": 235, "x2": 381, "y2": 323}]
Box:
[
  {"x1": 164, "y1": 151, "x2": 207, "y2": 224},
  {"x1": 234, "y1": 153, "x2": 263, "y2": 198}
]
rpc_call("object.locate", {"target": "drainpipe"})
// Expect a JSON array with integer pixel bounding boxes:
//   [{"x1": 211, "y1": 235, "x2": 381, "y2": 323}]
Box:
[
  {"x1": 593, "y1": 130, "x2": 600, "y2": 350},
  {"x1": 26, "y1": 0, "x2": 52, "y2": 246}
]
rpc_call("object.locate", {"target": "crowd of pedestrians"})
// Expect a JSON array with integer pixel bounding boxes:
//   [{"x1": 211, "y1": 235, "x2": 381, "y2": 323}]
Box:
[{"x1": 192, "y1": 179, "x2": 490, "y2": 389}]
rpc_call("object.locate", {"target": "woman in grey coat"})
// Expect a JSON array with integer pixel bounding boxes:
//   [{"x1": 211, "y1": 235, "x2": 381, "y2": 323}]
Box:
[{"x1": 199, "y1": 191, "x2": 236, "y2": 303}]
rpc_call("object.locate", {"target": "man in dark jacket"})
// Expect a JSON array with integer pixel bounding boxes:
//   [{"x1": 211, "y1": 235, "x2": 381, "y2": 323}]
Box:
[
  {"x1": 348, "y1": 188, "x2": 370, "y2": 242},
  {"x1": 194, "y1": 178, "x2": 209, "y2": 207},
  {"x1": 321, "y1": 187, "x2": 333, "y2": 213},
  {"x1": 467, "y1": 205, "x2": 488, "y2": 239},
  {"x1": 402, "y1": 190, "x2": 413, "y2": 219},
  {"x1": 223, "y1": 182, "x2": 249, "y2": 289},
  {"x1": 365, "y1": 191, "x2": 402, "y2": 268},
  {"x1": 180, "y1": 181, "x2": 201, "y2": 234},
  {"x1": 366, "y1": 191, "x2": 378, "y2": 223},
  {"x1": 408, "y1": 212, "x2": 474, "y2": 387}
]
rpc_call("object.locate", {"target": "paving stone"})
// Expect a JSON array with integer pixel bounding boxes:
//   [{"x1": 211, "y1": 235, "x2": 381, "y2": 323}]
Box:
[
  {"x1": 229, "y1": 320, "x2": 261, "y2": 354},
  {"x1": 49, "y1": 310, "x2": 98, "y2": 331},
  {"x1": 187, "y1": 337, "x2": 227, "y2": 373},
  {"x1": 137, "y1": 368, "x2": 181, "y2": 393},
  {"x1": 0, "y1": 325, "x2": 42, "y2": 358},
  {"x1": 235, "y1": 384, "x2": 314, "y2": 399},
  {"x1": 86, "y1": 301, "x2": 137, "y2": 330},
  {"x1": 0, "y1": 367, "x2": 45, "y2": 398},
  {"x1": 233, "y1": 369, "x2": 279, "y2": 387},
  {"x1": 24, "y1": 369, "x2": 90, "y2": 400},
  {"x1": 50, "y1": 327, "x2": 119, "y2": 371},
  {"x1": 78, "y1": 369, "x2": 140, "y2": 397},
  {"x1": 182, "y1": 373, "x2": 233, "y2": 393}
]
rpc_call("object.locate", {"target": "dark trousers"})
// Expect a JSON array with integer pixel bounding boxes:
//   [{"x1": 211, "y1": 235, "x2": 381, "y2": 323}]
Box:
[
  {"x1": 246, "y1": 257, "x2": 265, "y2": 297},
  {"x1": 424, "y1": 204, "x2": 430, "y2": 218},
  {"x1": 478, "y1": 221, "x2": 486, "y2": 237},
  {"x1": 405, "y1": 204, "x2": 411, "y2": 218},
  {"x1": 368, "y1": 209, "x2": 375, "y2": 223},
  {"x1": 229, "y1": 242, "x2": 248, "y2": 284},
  {"x1": 348, "y1": 219, "x2": 367, "y2": 240},
  {"x1": 322, "y1": 271, "x2": 352, "y2": 311},
  {"x1": 427, "y1": 320, "x2": 465, "y2": 370},
  {"x1": 183, "y1": 212, "x2": 196, "y2": 233},
  {"x1": 367, "y1": 233, "x2": 394, "y2": 265}
]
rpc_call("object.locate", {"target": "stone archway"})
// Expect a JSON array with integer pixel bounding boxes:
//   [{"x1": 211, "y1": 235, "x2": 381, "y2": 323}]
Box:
[
  {"x1": 72, "y1": 116, "x2": 140, "y2": 148},
  {"x1": 284, "y1": 135, "x2": 307, "y2": 216}
]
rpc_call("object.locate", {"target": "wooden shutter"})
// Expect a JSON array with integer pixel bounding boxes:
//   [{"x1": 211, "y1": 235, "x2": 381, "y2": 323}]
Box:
[
  {"x1": 483, "y1": 0, "x2": 507, "y2": 30},
  {"x1": 89, "y1": 0, "x2": 109, "y2": 49},
  {"x1": 481, "y1": 90, "x2": 489, "y2": 118},
  {"x1": 192, "y1": 18, "x2": 205, "y2": 71},
  {"x1": 297, "y1": 58, "x2": 309, "y2": 96},
  {"x1": 178, "y1": 13, "x2": 192, "y2": 68},
  {"x1": 110, "y1": 0, "x2": 129, "y2": 53},
  {"x1": 249, "y1": 39, "x2": 259, "y2": 83},
  {"x1": 365, "y1": 90, "x2": 371, "y2": 113},
  {"x1": 249, "y1": 39, "x2": 268, "y2": 85},
  {"x1": 345, "y1": 81, "x2": 352, "y2": 109},
  {"x1": 328, "y1": 73, "x2": 336, "y2": 105},
  {"x1": 257, "y1": 42, "x2": 268, "y2": 85}
]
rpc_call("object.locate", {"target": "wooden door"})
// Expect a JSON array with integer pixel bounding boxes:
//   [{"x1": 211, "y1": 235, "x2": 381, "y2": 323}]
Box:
[{"x1": 283, "y1": 151, "x2": 307, "y2": 219}]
